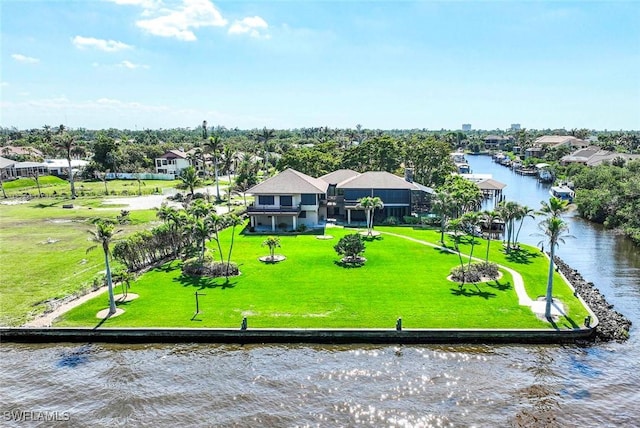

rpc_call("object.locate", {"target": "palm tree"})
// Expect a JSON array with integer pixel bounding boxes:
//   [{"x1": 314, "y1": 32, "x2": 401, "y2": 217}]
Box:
[
  {"x1": 514, "y1": 205, "x2": 535, "y2": 247},
  {"x1": 497, "y1": 201, "x2": 520, "y2": 252},
  {"x1": 481, "y1": 210, "x2": 500, "y2": 262},
  {"x1": 179, "y1": 166, "x2": 201, "y2": 198},
  {"x1": 262, "y1": 236, "x2": 281, "y2": 260},
  {"x1": 54, "y1": 132, "x2": 77, "y2": 198},
  {"x1": 225, "y1": 214, "x2": 244, "y2": 278},
  {"x1": 447, "y1": 218, "x2": 467, "y2": 287},
  {"x1": 462, "y1": 211, "x2": 481, "y2": 268},
  {"x1": 257, "y1": 127, "x2": 275, "y2": 175},
  {"x1": 537, "y1": 215, "x2": 572, "y2": 319},
  {"x1": 357, "y1": 196, "x2": 384, "y2": 236},
  {"x1": 30, "y1": 169, "x2": 42, "y2": 197},
  {"x1": 432, "y1": 191, "x2": 454, "y2": 245},
  {"x1": 205, "y1": 135, "x2": 223, "y2": 201},
  {"x1": 87, "y1": 220, "x2": 121, "y2": 316},
  {"x1": 191, "y1": 218, "x2": 211, "y2": 263},
  {"x1": 539, "y1": 196, "x2": 569, "y2": 219}
]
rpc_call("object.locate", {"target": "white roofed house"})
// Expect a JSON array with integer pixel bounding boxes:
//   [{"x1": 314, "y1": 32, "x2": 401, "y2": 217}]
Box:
[
  {"x1": 155, "y1": 150, "x2": 190, "y2": 177},
  {"x1": 247, "y1": 168, "x2": 329, "y2": 232}
]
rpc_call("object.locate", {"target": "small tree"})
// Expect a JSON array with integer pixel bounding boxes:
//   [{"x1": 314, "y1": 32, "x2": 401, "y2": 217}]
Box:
[
  {"x1": 334, "y1": 233, "x2": 365, "y2": 263},
  {"x1": 179, "y1": 166, "x2": 201, "y2": 198},
  {"x1": 225, "y1": 214, "x2": 244, "y2": 278},
  {"x1": 262, "y1": 236, "x2": 281, "y2": 260}
]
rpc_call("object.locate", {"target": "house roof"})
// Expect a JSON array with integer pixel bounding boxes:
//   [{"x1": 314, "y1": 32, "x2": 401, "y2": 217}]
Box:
[
  {"x1": 2, "y1": 146, "x2": 43, "y2": 157},
  {"x1": 337, "y1": 171, "x2": 416, "y2": 190},
  {"x1": 14, "y1": 161, "x2": 47, "y2": 169},
  {"x1": 534, "y1": 135, "x2": 583, "y2": 147},
  {"x1": 585, "y1": 153, "x2": 640, "y2": 167},
  {"x1": 159, "y1": 150, "x2": 188, "y2": 159},
  {"x1": 248, "y1": 168, "x2": 329, "y2": 194},
  {"x1": 560, "y1": 147, "x2": 603, "y2": 163},
  {"x1": 319, "y1": 169, "x2": 360, "y2": 184},
  {"x1": 477, "y1": 178, "x2": 507, "y2": 191},
  {"x1": 0, "y1": 156, "x2": 16, "y2": 169}
]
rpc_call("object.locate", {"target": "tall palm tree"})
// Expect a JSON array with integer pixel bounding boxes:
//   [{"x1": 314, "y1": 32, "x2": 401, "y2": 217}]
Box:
[
  {"x1": 447, "y1": 218, "x2": 467, "y2": 286},
  {"x1": 539, "y1": 196, "x2": 569, "y2": 219},
  {"x1": 225, "y1": 215, "x2": 244, "y2": 278},
  {"x1": 257, "y1": 127, "x2": 275, "y2": 175},
  {"x1": 514, "y1": 205, "x2": 535, "y2": 247},
  {"x1": 191, "y1": 218, "x2": 211, "y2": 263},
  {"x1": 54, "y1": 132, "x2": 77, "y2": 198},
  {"x1": 205, "y1": 135, "x2": 223, "y2": 201},
  {"x1": 481, "y1": 210, "x2": 501, "y2": 262},
  {"x1": 462, "y1": 211, "x2": 481, "y2": 268},
  {"x1": 87, "y1": 220, "x2": 121, "y2": 316},
  {"x1": 497, "y1": 201, "x2": 520, "y2": 252},
  {"x1": 432, "y1": 191, "x2": 454, "y2": 245},
  {"x1": 537, "y1": 215, "x2": 572, "y2": 318}
]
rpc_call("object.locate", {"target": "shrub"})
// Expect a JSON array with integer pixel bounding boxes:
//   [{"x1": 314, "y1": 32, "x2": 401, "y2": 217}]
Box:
[
  {"x1": 383, "y1": 216, "x2": 398, "y2": 225},
  {"x1": 334, "y1": 233, "x2": 365, "y2": 262},
  {"x1": 296, "y1": 224, "x2": 308, "y2": 233},
  {"x1": 182, "y1": 254, "x2": 239, "y2": 278},
  {"x1": 450, "y1": 262, "x2": 499, "y2": 283},
  {"x1": 403, "y1": 216, "x2": 420, "y2": 225}
]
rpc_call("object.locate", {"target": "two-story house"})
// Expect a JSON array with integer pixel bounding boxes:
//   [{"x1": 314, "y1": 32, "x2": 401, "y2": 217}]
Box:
[
  {"x1": 155, "y1": 150, "x2": 191, "y2": 177},
  {"x1": 247, "y1": 168, "x2": 329, "y2": 231}
]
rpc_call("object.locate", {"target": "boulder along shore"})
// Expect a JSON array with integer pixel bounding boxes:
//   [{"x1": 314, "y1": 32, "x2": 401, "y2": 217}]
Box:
[{"x1": 555, "y1": 256, "x2": 632, "y2": 342}]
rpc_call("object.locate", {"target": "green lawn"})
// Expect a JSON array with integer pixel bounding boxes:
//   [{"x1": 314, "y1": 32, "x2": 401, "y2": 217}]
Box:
[
  {"x1": 0, "y1": 200, "x2": 158, "y2": 326},
  {"x1": 56, "y1": 225, "x2": 589, "y2": 329},
  {"x1": 2, "y1": 176, "x2": 182, "y2": 198}
]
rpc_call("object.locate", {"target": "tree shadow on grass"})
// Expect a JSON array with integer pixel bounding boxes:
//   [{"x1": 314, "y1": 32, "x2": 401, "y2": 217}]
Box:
[
  {"x1": 155, "y1": 261, "x2": 181, "y2": 273},
  {"x1": 450, "y1": 284, "x2": 497, "y2": 300},
  {"x1": 432, "y1": 246, "x2": 456, "y2": 256},
  {"x1": 487, "y1": 279, "x2": 512, "y2": 292},
  {"x1": 362, "y1": 235, "x2": 383, "y2": 242},
  {"x1": 173, "y1": 274, "x2": 237, "y2": 290},
  {"x1": 548, "y1": 315, "x2": 580, "y2": 330},
  {"x1": 32, "y1": 201, "x2": 61, "y2": 208},
  {"x1": 504, "y1": 248, "x2": 541, "y2": 265}
]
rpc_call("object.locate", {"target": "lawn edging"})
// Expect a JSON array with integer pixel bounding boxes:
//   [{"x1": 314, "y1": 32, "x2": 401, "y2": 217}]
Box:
[{"x1": 0, "y1": 326, "x2": 595, "y2": 344}]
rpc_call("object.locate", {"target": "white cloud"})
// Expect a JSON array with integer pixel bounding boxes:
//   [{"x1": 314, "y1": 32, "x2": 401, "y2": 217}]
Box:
[
  {"x1": 106, "y1": 0, "x2": 161, "y2": 8},
  {"x1": 72, "y1": 36, "x2": 133, "y2": 52},
  {"x1": 228, "y1": 16, "x2": 269, "y2": 38},
  {"x1": 136, "y1": 0, "x2": 227, "y2": 41},
  {"x1": 1, "y1": 81, "x2": 9, "y2": 87},
  {"x1": 118, "y1": 60, "x2": 150, "y2": 69},
  {"x1": 12, "y1": 54, "x2": 39, "y2": 64}
]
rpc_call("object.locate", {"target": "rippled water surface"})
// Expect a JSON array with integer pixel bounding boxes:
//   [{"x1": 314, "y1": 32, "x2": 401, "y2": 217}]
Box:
[{"x1": 1, "y1": 155, "x2": 638, "y2": 427}]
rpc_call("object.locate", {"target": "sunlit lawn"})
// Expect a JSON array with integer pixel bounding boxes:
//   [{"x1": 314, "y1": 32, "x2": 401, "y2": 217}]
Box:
[
  {"x1": 57, "y1": 225, "x2": 589, "y2": 329},
  {"x1": 0, "y1": 200, "x2": 158, "y2": 326}
]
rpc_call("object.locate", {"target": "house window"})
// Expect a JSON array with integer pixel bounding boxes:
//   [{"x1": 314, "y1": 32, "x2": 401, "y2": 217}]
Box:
[
  {"x1": 280, "y1": 195, "x2": 293, "y2": 206},
  {"x1": 299, "y1": 211, "x2": 307, "y2": 218},
  {"x1": 301, "y1": 194, "x2": 316, "y2": 205},
  {"x1": 258, "y1": 195, "x2": 275, "y2": 205}
]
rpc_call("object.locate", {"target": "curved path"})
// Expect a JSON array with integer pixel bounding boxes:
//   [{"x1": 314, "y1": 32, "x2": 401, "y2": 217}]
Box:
[{"x1": 379, "y1": 231, "x2": 565, "y2": 318}]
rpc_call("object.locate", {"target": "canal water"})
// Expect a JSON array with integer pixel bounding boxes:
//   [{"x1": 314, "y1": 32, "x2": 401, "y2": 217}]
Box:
[{"x1": 1, "y1": 156, "x2": 638, "y2": 427}]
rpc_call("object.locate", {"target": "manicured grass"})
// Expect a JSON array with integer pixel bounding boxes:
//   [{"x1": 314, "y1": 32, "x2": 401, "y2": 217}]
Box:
[
  {"x1": 57, "y1": 226, "x2": 589, "y2": 329},
  {"x1": 0, "y1": 200, "x2": 157, "y2": 326},
  {"x1": 2, "y1": 177, "x2": 182, "y2": 197}
]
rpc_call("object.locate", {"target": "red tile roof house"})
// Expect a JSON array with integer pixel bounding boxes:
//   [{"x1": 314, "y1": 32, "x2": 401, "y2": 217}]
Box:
[
  {"x1": 247, "y1": 168, "x2": 434, "y2": 232},
  {"x1": 155, "y1": 150, "x2": 191, "y2": 177}
]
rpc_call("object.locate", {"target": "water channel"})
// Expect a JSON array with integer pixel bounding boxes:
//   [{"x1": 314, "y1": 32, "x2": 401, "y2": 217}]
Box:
[{"x1": 1, "y1": 155, "x2": 639, "y2": 427}]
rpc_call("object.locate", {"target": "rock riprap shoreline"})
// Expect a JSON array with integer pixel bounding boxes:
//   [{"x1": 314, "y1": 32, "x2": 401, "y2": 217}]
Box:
[{"x1": 555, "y1": 256, "x2": 632, "y2": 342}]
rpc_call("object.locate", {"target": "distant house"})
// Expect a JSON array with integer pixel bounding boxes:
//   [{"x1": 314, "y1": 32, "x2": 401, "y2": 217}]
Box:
[
  {"x1": 44, "y1": 159, "x2": 88, "y2": 176},
  {"x1": 0, "y1": 156, "x2": 16, "y2": 180},
  {"x1": 483, "y1": 135, "x2": 514, "y2": 150},
  {"x1": 0, "y1": 146, "x2": 43, "y2": 159},
  {"x1": 560, "y1": 147, "x2": 640, "y2": 167},
  {"x1": 155, "y1": 150, "x2": 190, "y2": 177},
  {"x1": 533, "y1": 135, "x2": 588, "y2": 150},
  {"x1": 247, "y1": 168, "x2": 329, "y2": 231}
]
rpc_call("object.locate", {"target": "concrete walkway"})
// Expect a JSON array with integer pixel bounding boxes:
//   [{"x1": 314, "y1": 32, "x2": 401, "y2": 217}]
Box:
[{"x1": 379, "y1": 231, "x2": 566, "y2": 318}]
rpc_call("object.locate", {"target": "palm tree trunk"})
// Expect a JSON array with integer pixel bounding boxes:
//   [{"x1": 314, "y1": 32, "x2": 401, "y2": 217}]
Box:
[
  {"x1": 545, "y1": 245, "x2": 556, "y2": 318},
  {"x1": 485, "y1": 236, "x2": 491, "y2": 263},
  {"x1": 104, "y1": 251, "x2": 117, "y2": 315},
  {"x1": 214, "y1": 159, "x2": 220, "y2": 201},
  {"x1": 67, "y1": 157, "x2": 76, "y2": 198},
  {"x1": 226, "y1": 225, "x2": 235, "y2": 278}
]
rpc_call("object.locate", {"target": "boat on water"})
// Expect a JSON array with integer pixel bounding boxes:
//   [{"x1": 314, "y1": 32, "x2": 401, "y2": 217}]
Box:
[{"x1": 550, "y1": 185, "x2": 575, "y2": 202}]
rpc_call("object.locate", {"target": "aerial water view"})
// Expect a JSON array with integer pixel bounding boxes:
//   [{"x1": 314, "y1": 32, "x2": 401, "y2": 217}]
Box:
[{"x1": 1, "y1": 0, "x2": 639, "y2": 426}]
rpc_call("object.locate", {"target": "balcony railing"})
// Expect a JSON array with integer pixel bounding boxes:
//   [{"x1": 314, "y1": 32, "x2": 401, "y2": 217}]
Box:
[{"x1": 247, "y1": 205, "x2": 301, "y2": 214}]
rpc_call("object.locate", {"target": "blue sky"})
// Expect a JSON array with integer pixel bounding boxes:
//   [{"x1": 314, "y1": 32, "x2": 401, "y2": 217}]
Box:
[{"x1": 1, "y1": 0, "x2": 639, "y2": 131}]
